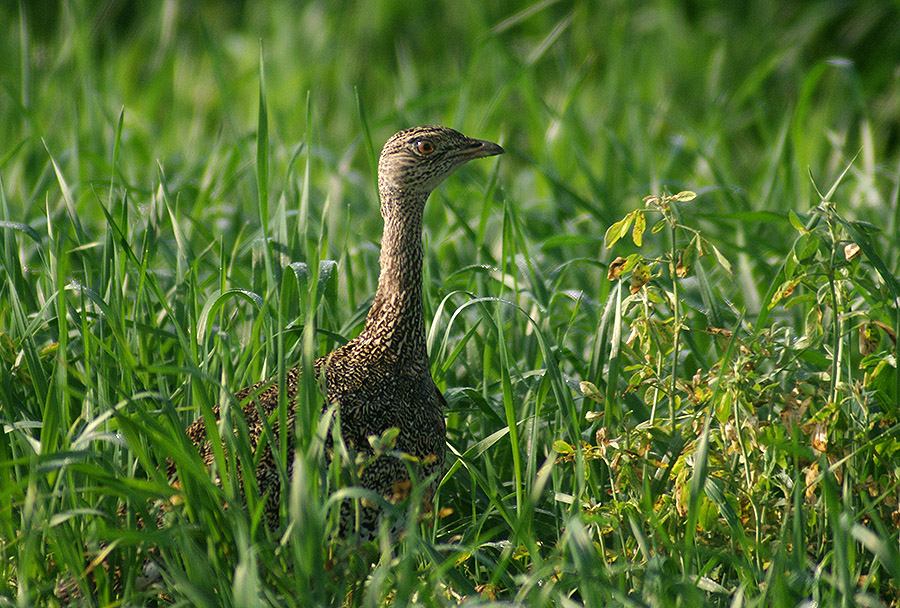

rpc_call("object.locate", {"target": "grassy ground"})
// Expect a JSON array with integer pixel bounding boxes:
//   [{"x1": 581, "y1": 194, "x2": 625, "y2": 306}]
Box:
[{"x1": 2, "y1": 1, "x2": 900, "y2": 606}]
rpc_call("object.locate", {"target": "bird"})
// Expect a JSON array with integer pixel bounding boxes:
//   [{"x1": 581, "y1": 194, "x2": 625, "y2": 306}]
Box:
[
  {"x1": 55, "y1": 126, "x2": 503, "y2": 604},
  {"x1": 171, "y1": 126, "x2": 504, "y2": 538}
]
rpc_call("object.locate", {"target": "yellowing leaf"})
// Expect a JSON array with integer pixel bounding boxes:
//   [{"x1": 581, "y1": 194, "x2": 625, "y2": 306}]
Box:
[
  {"x1": 580, "y1": 380, "x2": 603, "y2": 403},
  {"x1": 552, "y1": 440, "x2": 574, "y2": 454},
  {"x1": 805, "y1": 462, "x2": 819, "y2": 503},
  {"x1": 789, "y1": 210, "x2": 806, "y2": 233},
  {"x1": 40, "y1": 342, "x2": 59, "y2": 359},
  {"x1": 770, "y1": 277, "x2": 801, "y2": 308},
  {"x1": 811, "y1": 422, "x2": 827, "y2": 453},
  {"x1": 630, "y1": 262, "x2": 651, "y2": 294},
  {"x1": 677, "y1": 237, "x2": 698, "y2": 278},
  {"x1": 607, "y1": 256, "x2": 628, "y2": 280},
  {"x1": 844, "y1": 242, "x2": 861, "y2": 262},
  {"x1": 859, "y1": 322, "x2": 880, "y2": 356},
  {"x1": 632, "y1": 210, "x2": 646, "y2": 247}
]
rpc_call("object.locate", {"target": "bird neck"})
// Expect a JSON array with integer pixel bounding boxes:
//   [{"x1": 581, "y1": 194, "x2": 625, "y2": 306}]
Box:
[{"x1": 362, "y1": 188, "x2": 430, "y2": 366}]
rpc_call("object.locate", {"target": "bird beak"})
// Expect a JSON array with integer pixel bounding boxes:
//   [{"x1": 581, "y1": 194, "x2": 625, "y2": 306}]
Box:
[{"x1": 464, "y1": 138, "x2": 505, "y2": 160}]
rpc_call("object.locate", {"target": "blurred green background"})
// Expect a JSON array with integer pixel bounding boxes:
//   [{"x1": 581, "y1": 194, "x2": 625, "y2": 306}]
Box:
[
  {"x1": 4, "y1": 0, "x2": 899, "y2": 315},
  {"x1": 5, "y1": 0, "x2": 899, "y2": 215}
]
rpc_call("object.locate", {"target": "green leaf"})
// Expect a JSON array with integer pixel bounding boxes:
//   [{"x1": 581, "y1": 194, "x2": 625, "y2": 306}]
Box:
[
  {"x1": 256, "y1": 46, "x2": 269, "y2": 229},
  {"x1": 632, "y1": 210, "x2": 645, "y2": 247},
  {"x1": 769, "y1": 277, "x2": 802, "y2": 308},
  {"x1": 796, "y1": 232, "x2": 819, "y2": 261},
  {"x1": 788, "y1": 209, "x2": 806, "y2": 233},
  {"x1": 785, "y1": 248, "x2": 797, "y2": 279},
  {"x1": 0, "y1": 220, "x2": 41, "y2": 244},
  {"x1": 43, "y1": 138, "x2": 87, "y2": 242},
  {"x1": 197, "y1": 288, "x2": 264, "y2": 342},
  {"x1": 679, "y1": 234, "x2": 699, "y2": 277},
  {"x1": 604, "y1": 212, "x2": 634, "y2": 249},
  {"x1": 708, "y1": 241, "x2": 732, "y2": 274},
  {"x1": 541, "y1": 234, "x2": 602, "y2": 250},
  {"x1": 552, "y1": 440, "x2": 574, "y2": 454}
]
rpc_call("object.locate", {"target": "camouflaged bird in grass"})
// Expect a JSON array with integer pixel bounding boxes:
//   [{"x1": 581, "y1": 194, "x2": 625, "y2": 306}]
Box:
[{"x1": 171, "y1": 126, "x2": 504, "y2": 538}]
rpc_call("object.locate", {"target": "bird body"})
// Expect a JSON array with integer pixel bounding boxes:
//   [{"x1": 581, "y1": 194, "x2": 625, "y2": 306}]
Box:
[{"x1": 176, "y1": 126, "x2": 504, "y2": 536}]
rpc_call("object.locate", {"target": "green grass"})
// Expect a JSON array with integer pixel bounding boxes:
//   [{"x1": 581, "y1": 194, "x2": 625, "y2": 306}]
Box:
[{"x1": 2, "y1": 1, "x2": 900, "y2": 606}]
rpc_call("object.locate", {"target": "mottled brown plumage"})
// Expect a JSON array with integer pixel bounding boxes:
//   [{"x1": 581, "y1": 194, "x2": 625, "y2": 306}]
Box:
[{"x1": 174, "y1": 126, "x2": 503, "y2": 536}]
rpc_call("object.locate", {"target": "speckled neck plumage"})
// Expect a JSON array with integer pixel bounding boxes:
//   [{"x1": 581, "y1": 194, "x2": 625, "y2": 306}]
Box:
[{"x1": 361, "y1": 187, "x2": 429, "y2": 368}]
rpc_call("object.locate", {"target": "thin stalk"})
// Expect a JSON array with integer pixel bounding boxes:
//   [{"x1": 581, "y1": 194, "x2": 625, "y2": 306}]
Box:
[
  {"x1": 669, "y1": 219, "x2": 680, "y2": 429},
  {"x1": 826, "y1": 218, "x2": 843, "y2": 406}
]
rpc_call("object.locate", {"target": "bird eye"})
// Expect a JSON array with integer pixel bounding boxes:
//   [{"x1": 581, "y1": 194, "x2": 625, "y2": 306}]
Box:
[{"x1": 415, "y1": 140, "x2": 435, "y2": 155}]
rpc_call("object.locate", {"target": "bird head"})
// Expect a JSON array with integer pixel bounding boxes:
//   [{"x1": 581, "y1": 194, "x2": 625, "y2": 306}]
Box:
[{"x1": 377, "y1": 126, "x2": 504, "y2": 205}]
